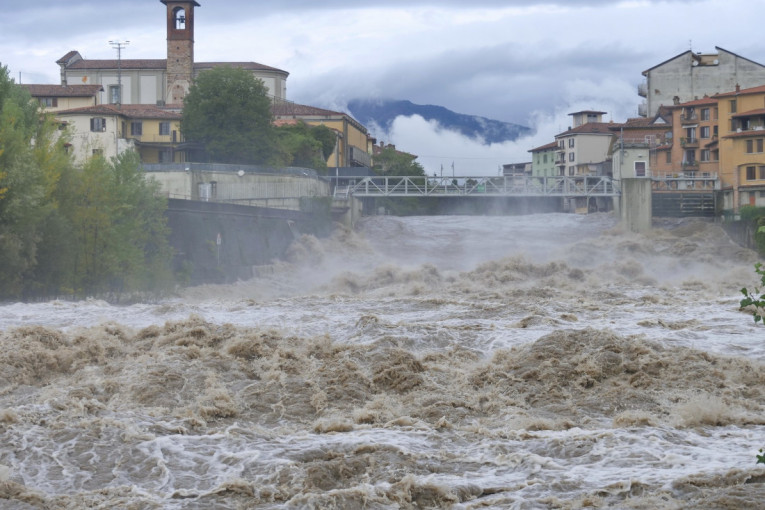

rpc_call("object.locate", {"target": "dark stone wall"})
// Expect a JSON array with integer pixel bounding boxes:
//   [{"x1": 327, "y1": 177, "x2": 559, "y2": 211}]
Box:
[{"x1": 166, "y1": 199, "x2": 331, "y2": 285}]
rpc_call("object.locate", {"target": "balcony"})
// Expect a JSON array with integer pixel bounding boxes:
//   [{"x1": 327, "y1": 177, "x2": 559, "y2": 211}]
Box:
[
  {"x1": 125, "y1": 132, "x2": 181, "y2": 144},
  {"x1": 637, "y1": 82, "x2": 647, "y2": 98},
  {"x1": 638, "y1": 102, "x2": 647, "y2": 117},
  {"x1": 680, "y1": 113, "x2": 698, "y2": 124},
  {"x1": 680, "y1": 137, "x2": 699, "y2": 147},
  {"x1": 682, "y1": 161, "x2": 699, "y2": 172}
]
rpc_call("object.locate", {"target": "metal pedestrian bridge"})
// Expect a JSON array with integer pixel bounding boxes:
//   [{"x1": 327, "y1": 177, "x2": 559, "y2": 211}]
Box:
[{"x1": 333, "y1": 175, "x2": 620, "y2": 199}]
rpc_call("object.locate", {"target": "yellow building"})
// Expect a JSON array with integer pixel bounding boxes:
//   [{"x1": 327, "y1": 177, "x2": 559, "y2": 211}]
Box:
[
  {"x1": 271, "y1": 101, "x2": 372, "y2": 169},
  {"x1": 666, "y1": 97, "x2": 719, "y2": 179},
  {"x1": 21, "y1": 84, "x2": 103, "y2": 111},
  {"x1": 54, "y1": 104, "x2": 184, "y2": 165},
  {"x1": 716, "y1": 84, "x2": 765, "y2": 211}
]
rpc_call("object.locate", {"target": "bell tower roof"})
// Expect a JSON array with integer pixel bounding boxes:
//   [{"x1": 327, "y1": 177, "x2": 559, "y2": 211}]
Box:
[{"x1": 160, "y1": 0, "x2": 200, "y2": 5}]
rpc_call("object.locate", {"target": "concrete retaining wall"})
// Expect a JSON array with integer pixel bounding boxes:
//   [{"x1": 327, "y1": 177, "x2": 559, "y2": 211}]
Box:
[{"x1": 166, "y1": 198, "x2": 333, "y2": 285}]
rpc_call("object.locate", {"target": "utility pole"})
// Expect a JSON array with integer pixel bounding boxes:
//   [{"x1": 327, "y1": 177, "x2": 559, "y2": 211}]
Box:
[{"x1": 108, "y1": 40, "x2": 130, "y2": 108}]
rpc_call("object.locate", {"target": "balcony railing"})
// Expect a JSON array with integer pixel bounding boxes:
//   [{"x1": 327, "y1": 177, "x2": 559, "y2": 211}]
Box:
[
  {"x1": 680, "y1": 137, "x2": 698, "y2": 147},
  {"x1": 125, "y1": 133, "x2": 181, "y2": 143},
  {"x1": 680, "y1": 113, "x2": 698, "y2": 123},
  {"x1": 637, "y1": 82, "x2": 647, "y2": 97}
]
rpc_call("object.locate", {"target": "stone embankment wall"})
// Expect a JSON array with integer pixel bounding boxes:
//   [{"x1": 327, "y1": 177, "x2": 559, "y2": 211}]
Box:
[
  {"x1": 143, "y1": 164, "x2": 339, "y2": 285},
  {"x1": 166, "y1": 198, "x2": 334, "y2": 285}
]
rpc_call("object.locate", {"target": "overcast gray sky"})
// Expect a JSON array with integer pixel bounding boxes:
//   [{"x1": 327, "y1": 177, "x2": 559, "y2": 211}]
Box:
[{"x1": 2, "y1": 0, "x2": 762, "y2": 174}]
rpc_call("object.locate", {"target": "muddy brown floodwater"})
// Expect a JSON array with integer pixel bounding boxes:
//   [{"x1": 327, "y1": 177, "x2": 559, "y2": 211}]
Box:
[{"x1": 1, "y1": 213, "x2": 764, "y2": 509}]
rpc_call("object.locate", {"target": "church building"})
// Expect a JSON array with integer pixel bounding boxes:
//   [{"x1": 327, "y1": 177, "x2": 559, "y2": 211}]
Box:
[{"x1": 55, "y1": 0, "x2": 288, "y2": 107}]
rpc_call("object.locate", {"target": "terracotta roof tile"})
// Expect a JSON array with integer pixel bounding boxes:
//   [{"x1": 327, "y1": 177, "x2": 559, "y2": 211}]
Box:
[
  {"x1": 21, "y1": 84, "x2": 103, "y2": 97},
  {"x1": 529, "y1": 141, "x2": 558, "y2": 152},
  {"x1": 723, "y1": 129, "x2": 765, "y2": 139},
  {"x1": 56, "y1": 50, "x2": 80, "y2": 65},
  {"x1": 66, "y1": 59, "x2": 167, "y2": 70},
  {"x1": 732, "y1": 108, "x2": 765, "y2": 118},
  {"x1": 556, "y1": 122, "x2": 622, "y2": 137},
  {"x1": 271, "y1": 101, "x2": 345, "y2": 118},
  {"x1": 55, "y1": 104, "x2": 181, "y2": 120},
  {"x1": 194, "y1": 62, "x2": 288, "y2": 74},
  {"x1": 674, "y1": 96, "x2": 717, "y2": 107},
  {"x1": 715, "y1": 84, "x2": 765, "y2": 97},
  {"x1": 63, "y1": 58, "x2": 288, "y2": 75}
]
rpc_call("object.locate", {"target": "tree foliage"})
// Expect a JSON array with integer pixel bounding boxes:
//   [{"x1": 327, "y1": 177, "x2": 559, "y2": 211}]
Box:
[
  {"x1": 373, "y1": 145, "x2": 425, "y2": 177},
  {"x1": 273, "y1": 121, "x2": 337, "y2": 173},
  {"x1": 181, "y1": 66, "x2": 278, "y2": 165},
  {"x1": 0, "y1": 64, "x2": 173, "y2": 300}
]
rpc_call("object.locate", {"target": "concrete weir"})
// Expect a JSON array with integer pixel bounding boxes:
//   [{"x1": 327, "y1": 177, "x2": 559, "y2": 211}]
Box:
[{"x1": 620, "y1": 178, "x2": 652, "y2": 233}]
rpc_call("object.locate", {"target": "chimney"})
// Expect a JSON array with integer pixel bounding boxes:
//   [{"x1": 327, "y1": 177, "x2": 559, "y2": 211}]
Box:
[{"x1": 736, "y1": 83, "x2": 741, "y2": 93}]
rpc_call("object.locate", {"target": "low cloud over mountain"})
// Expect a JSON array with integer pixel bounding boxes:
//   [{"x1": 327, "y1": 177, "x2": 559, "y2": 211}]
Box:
[{"x1": 347, "y1": 99, "x2": 531, "y2": 145}]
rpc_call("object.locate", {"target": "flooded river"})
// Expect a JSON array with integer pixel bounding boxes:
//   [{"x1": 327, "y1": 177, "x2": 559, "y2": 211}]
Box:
[{"x1": 1, "y1": 213, "x2": 764, "y2": 509}]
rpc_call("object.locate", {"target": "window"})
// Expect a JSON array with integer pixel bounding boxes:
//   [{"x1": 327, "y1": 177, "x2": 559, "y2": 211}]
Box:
[
  {"x1": 568, "y1": 166, "x2": 575, "y2": 176},
  {"x1": 159, "y1": 122, "x2": 171, "y2": 136},
  {"x1": 159, "y1": 149, "x2": 173, "y2": 163},
  {"x1": 665, "y1": 151, "x2": 671, "y2": 164},
  {"x1": 634, "y1": 161, "x2": 646, "y2": 177},
  {"x1": 90, "y1": 117, "x2": 106, "y2": 132},
  {"x1": 39, "y1": 97, "x2": 57, "y2": 107},
  {"x1": 130, "y1": 121, "x2": 143, "y2": 136},
  {"x1": 542, "y1": 154, "x2": 547, "y2": 163},
  {"x1": 568, "y1": 152, "x2": 575, "y2": 162},
  {"x1": 108, "y1": 85, "x2": 121, "y2": 104},
  {"x1": 700, "y1": 126, "x2": 710, "y2": 139},
  {"x1": 747, "y1": 166, "x2": 756, "y2": 180},
  {"x1": 730, "y1": 99, "x2": 737, "y2": 114},
  {"x1": 758, "y1": 139, "x2": 764, "y2": 153},
  {"x1": 92, "y1": 148, "x2": 103, "y2": 156},
  {"x1": 701, "y1": 108, "x2": 710, "y2": 121},
  {"x1": 684, "y1": 149, "x2": 696, "y2": 163},
  {"x1": 760, "y1": 166, "x2": 765, "y2": 180},
  {"x1": 747, "y1": 139, "x2": 754, "y2": 153},
  {"x1": 568, "y1": 138, "x2": 575, "y2": 148},
  {"x1": 701, "y1": 149, "x2": 710, "y2": 162}
]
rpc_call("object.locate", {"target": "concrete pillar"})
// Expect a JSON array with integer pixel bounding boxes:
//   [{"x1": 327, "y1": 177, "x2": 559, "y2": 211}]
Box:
[{"x1": 620, "y1": 178, "x2": 652, "y2": 233}]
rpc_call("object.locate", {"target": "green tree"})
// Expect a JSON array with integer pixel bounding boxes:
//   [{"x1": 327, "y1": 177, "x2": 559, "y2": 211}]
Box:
[
  {"x1": 0, "y1": 64, "x2": 50, "y2": 295},
  {"x1": 273, "y1": 121, "x2": 337, "y2": 173},
  {"x1": 57, "y1": 151, "x2": 173, "y2": 297},
  {"x1": 739, "y1": 262, "x2": 765, "y2": 464},
  {"x1": 181, "y1": 66, "x2": 277, "y2": 165},
  {"x1": 373, "y1": 145, "x2": 425, "y2": 177}
]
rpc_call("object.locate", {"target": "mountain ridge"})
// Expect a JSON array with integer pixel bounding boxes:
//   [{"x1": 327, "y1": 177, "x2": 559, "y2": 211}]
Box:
[{"x1": 347, "y1": 98, "x2": 531, "y2": 145}]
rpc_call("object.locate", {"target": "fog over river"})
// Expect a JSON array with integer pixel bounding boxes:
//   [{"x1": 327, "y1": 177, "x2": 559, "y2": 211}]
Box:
[{"x1": 1, "y1": 213, "x2": 764, "y2": 509}]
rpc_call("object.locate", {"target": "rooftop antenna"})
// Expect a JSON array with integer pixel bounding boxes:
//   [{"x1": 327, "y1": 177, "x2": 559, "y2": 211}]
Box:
[{"x1": 108, "y1": 40, "x2": 130, "y2": 108}]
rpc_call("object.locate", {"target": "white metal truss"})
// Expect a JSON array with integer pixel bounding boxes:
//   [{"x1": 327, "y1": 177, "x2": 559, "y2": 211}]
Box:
[{"x1": 334, "y1": 175, "x2": 621, "y2": 198}]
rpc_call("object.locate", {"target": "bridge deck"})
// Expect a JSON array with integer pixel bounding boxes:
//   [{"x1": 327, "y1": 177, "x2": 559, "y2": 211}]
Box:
[{"x1": 334, "y1": 175, "x2": 620, "y2": 198}]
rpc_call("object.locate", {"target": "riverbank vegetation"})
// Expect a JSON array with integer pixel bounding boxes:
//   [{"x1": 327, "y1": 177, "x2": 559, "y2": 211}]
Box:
[{"x1": 0, "y1": 65, "x2": 173, "y2": 301}]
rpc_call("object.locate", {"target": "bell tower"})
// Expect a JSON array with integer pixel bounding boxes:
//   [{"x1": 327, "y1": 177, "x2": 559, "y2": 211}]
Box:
[{"x1": 161, "y1": 0, "x2": 200, "y2": 104}]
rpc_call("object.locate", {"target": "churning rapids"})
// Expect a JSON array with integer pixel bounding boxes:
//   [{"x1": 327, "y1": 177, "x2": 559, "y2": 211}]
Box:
[{"x1": 1, "y1": 213, "x2": 764, "y2": 509}]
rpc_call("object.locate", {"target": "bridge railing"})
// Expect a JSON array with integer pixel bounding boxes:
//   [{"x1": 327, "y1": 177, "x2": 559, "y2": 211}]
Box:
[{"x1": 335, "y1": 175, "x2": 620, "y2": 198}]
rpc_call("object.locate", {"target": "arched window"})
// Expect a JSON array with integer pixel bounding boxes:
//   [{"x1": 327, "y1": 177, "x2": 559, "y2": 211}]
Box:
[{"x1": 174, "y1": 7, "x2": 186, "y2": 30}]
